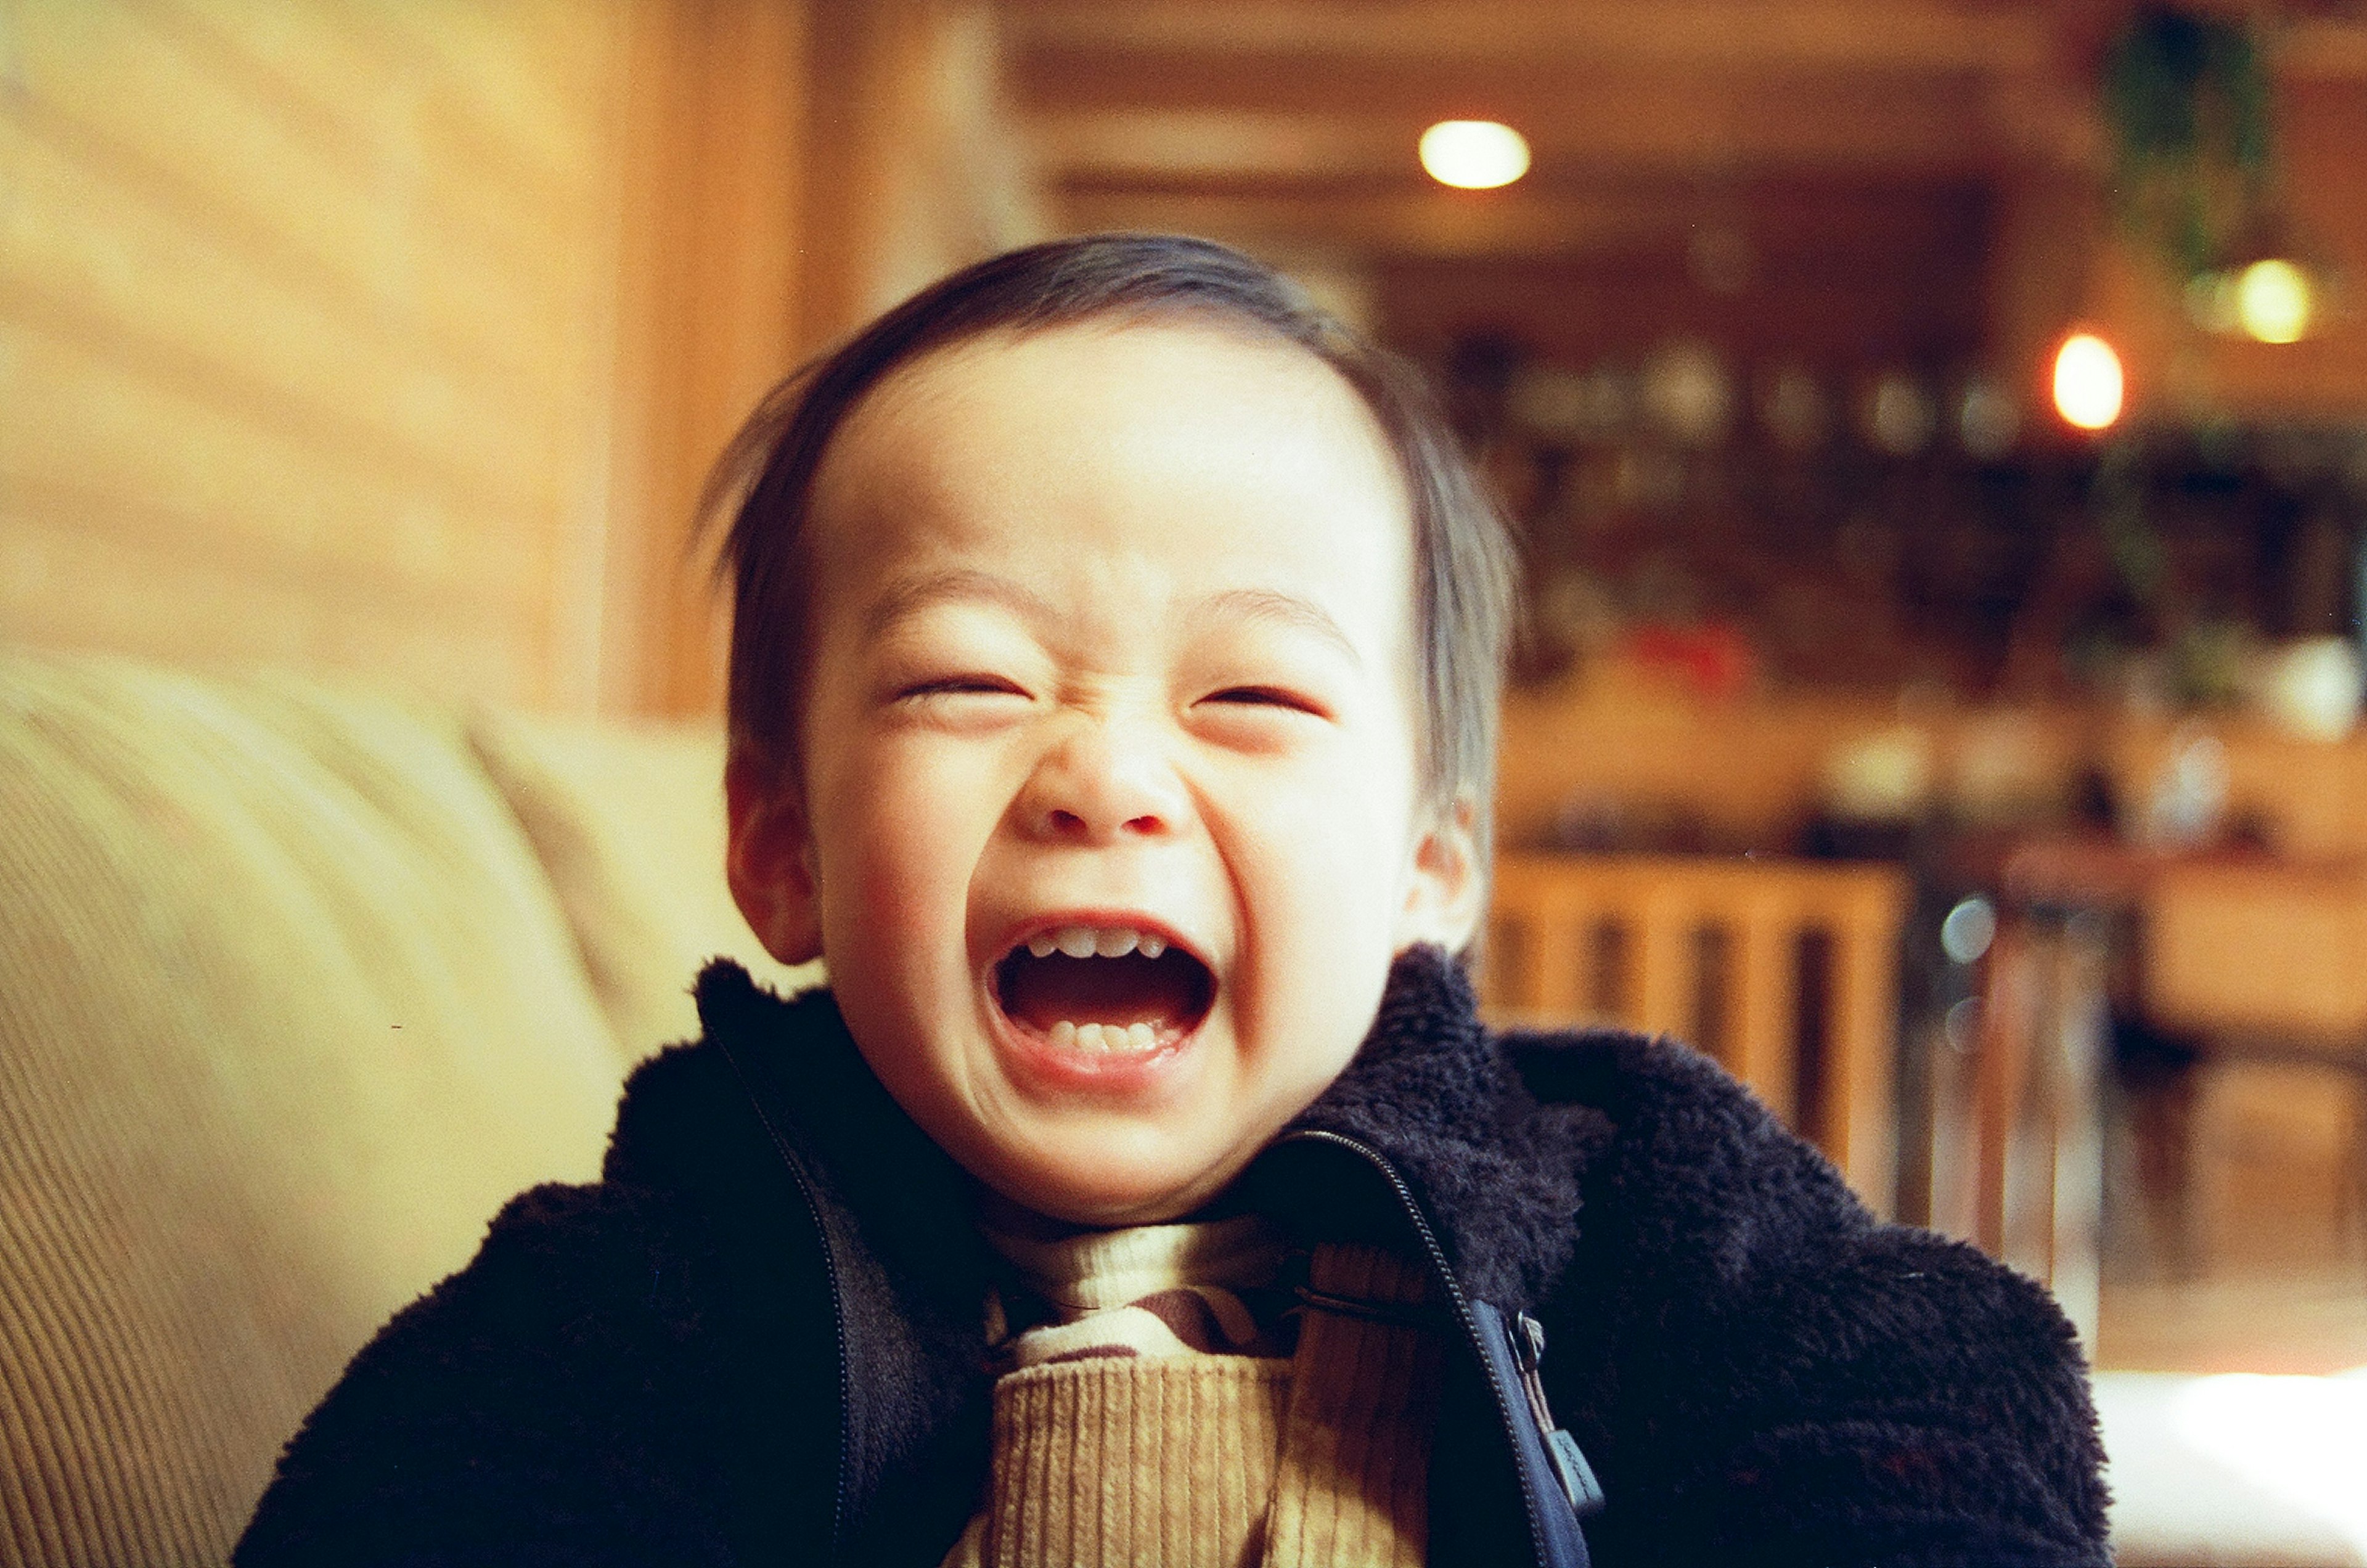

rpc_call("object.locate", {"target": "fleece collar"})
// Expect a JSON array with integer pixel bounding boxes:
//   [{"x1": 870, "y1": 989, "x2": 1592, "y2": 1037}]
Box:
[
  {"x1": 1285, "y1": 945, "x2": 1601, "y2": 1309},
  {"x1": 678, "y1": 943, "x2": 1600, "y2": 1313},
  {"x1": 661, "y1": 946, "x2": 1604, "y2": 1560}
]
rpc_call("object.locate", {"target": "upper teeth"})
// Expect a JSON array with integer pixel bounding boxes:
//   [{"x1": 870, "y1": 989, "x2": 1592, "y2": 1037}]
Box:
[{"x1": 1024, "y1": 925, "x2": 1169, "y2": 960}]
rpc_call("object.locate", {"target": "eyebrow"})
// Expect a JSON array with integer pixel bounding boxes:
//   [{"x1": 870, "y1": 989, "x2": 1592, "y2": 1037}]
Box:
[
  {"x1": 862, "y1": 569, "x2": 1053, "y2": 639},
  {"x1": 1196, "y1": 587, "x2": 1362, "y2": 668},
  {"x1": 859, "y1": 571, "x2": 1360, "y2": 668}
]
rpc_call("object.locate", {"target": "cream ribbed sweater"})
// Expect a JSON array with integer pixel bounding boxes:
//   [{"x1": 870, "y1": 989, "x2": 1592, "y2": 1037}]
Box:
[{"x1": 941, "y1": 1220, "x2": 1439, "y2": 1568}]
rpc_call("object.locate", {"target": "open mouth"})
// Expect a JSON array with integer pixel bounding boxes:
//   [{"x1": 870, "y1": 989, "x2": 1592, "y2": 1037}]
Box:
[{"x1": 992, "y1": 924, "x2": 1216, "y2": 1053}]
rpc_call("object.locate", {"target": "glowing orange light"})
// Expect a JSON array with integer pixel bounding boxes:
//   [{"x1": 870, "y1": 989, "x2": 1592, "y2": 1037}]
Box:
[
  {"x1": 2052, "y1": 333, "x2": 2124, "y2": 431},
  {"x1": 1418, "y1": 121, "x2": 1530, "y2": 189}
]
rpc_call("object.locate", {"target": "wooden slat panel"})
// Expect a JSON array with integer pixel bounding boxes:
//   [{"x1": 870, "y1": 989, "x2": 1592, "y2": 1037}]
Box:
[
  {"x1": 0, "y1": 0, "x2": 647, "y2": 710},
  {"x1": 1486, "y1": 852, "x2": 1907, "y2": 1212},
  {"x1": 0, "y1": 117, "x2": 555, "y2": 515},
  {"x1": 0, "y1": 499, "x2": 539, "y2": 702},
  {"x1": 1730, "y1": 900, "x2": 1799, "y2": 1122},
  {"x1": 146, "y1": 0, "x2": 609, "y2": 258},
  {"x1": 0, "y1": 318, "x2": 543, "y2": 602},
  {"x1": 1, "y1": 468, "x2": 521, "y2": 625},
  {"x1": 9, "y1": 4, "x2": 594, "y2": 394},
  {"x1": 354, "y1": 0, "x2": 619, "y2": 189}
]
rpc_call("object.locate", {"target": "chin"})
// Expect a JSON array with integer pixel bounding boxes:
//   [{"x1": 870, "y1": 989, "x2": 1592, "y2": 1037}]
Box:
[{"x1": 992, "y1": 1148, "x2": 1227, "y2": 1229}]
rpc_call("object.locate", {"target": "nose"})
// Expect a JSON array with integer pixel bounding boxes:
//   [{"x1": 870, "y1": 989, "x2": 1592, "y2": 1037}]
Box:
[{"x1": 1015, "y1": 716, "x2": 1188, "y2": 844}]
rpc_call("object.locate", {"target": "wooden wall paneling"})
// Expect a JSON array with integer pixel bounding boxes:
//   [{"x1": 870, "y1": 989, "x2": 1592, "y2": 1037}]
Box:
[
  {"x1": 0, "y1": 483, "x2": 529, "y2": 697},
  {"x1": 2, "y1": 323, "x2": 538, "y2": 605},
  {"x1": 0, "y1": 112, "x2": 550, "y2": 533},
  {"x1": 353, "y1": 0, "x2": 618, "y2": 191},
  {"x1": 590, "y1": 0, "x2": 1046, "y2": 719},
  {"x1": 798, "y1": 0, "x2": 1042, "y2": 349},
  {"x1": 13, "y1": 5, "x2": 565, "y2": 404},
  {"x1": 596, "y1": 0, "x2": 811, "y2": 720},
  {"x1": 1, "y1": 0, "x2": 1039, "y2": 717},
  {"x1": 133, "y1": 0, "x2": 628, "y2": 710},
  {"x1": 2, "y1": 296, "x2": 541, "y2": 694},
  {"x1": 1, "y1": 0, "x2": 629, "y2": 707}
]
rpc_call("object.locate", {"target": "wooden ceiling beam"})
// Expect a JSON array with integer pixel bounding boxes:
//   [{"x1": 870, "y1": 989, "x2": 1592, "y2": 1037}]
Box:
[
  {"x1": 1020, "y1": 68, "x2": 2004, "y2": 182},
  {"x1": 1047, "y1": 179, "x2": 1985, "y2": 263},
  {"x1": 1051, "y1": 184, "x2": 1661, "y2": 259},
  {"x1": 995, "y1": 0, "x2": 2054, "y2": 76}
]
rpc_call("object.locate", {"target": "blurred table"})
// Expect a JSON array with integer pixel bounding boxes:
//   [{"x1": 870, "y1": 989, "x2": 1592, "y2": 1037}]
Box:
[{"x1": 1934, "y1": 833, "x2": 2367, "y2": 1340}]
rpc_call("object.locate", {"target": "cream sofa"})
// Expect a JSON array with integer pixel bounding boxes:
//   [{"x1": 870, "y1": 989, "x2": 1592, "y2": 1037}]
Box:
[{"x1": 0, "y1": 650, "x2": 812, "y2": 1567}]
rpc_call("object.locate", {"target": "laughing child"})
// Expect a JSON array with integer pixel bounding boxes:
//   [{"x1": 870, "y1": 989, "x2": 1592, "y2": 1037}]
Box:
[{"x1": 239, "y1": 236, "x2": 2108, "y2": 1567}]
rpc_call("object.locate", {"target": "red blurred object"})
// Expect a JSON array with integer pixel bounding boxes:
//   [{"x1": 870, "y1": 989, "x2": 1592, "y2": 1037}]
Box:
[{"x1": 1620, "y1": 621, "x2": 1759, "y2": 700}]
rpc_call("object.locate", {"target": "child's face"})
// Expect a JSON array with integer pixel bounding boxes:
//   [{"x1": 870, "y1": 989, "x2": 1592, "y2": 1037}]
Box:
[{"x1": 727, "y1": 321, "x2": 1479, "y2": 1225}]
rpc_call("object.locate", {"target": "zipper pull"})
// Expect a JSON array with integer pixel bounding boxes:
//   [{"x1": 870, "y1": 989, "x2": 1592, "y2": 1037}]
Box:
[{"x1": 1512, "y1": 1311, "x2": 1605, "y2": 1518}]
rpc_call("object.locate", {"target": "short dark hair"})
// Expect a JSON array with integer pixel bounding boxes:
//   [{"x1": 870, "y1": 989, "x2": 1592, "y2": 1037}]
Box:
[{"x1": 709, "y1": 233, "x2": 1516, "y2": 862}]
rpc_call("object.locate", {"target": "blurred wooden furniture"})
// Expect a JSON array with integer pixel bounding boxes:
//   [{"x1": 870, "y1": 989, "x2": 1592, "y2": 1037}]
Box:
[
  {"x1": 1935, "y1": 835, "x2": 2367, "y2": 1347},
  {"x1": 1481, "y1": 851, "x2": 1910, "y2": 1215},
  {"x1": 1943, "y1": 883, "x2": 2109, "y2": 1347},
  {"x1": 2140, "y1": 856, "x2": 2367, "y2": 1266},
  {"x1": 1937, "y1": 834, "x2": 2225, "y2": 1345}
]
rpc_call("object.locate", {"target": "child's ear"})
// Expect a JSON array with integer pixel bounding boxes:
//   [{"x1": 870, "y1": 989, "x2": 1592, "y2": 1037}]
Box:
[
  {"x1": 726, "y1": 749, "x2": 824, "y2": 966},
  {"x1": 1395, "y1": 792, "x2": 1485, "y2": 955}
]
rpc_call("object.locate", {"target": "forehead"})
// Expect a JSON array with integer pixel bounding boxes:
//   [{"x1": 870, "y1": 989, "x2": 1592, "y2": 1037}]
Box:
[{"x1": 803, "y1": 320, "x2": 1416, "y2": 611}]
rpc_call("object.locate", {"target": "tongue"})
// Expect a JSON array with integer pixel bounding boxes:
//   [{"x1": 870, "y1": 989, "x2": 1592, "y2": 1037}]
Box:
[{"x1": 999, "y1": 950, "x2": 1211, "y2": 1033}]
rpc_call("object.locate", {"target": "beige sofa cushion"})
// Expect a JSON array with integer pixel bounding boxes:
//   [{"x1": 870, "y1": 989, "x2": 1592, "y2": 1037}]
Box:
[
  {"x1": 465, "y1": 708, "x2": 820, "y2": 1061},
  {"x1": 0, "y1": 653, "x2": 630, "y2": 1567}
]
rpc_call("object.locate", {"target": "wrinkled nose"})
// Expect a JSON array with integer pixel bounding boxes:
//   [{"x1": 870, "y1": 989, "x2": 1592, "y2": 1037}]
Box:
[{"x1": 1016, "y1": 718, "x2": 1187, "y2": 843}]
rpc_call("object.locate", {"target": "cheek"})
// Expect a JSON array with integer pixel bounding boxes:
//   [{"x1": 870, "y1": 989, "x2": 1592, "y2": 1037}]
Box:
[
  {"x1": 810, "y1": 736, "x2": 997, "y2": 962},
  {"x1": 1230, "y1": 764, "x2": 1418, "y2": 1010}
]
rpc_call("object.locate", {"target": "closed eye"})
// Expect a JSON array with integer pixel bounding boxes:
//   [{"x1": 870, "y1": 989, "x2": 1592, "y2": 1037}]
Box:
[
  {"x1": 897, "y1": 674, "x2": 1028, "y2": 701},
  {"x1": 1201, "y1": 686, "x2": 1330, "y2": 718}
]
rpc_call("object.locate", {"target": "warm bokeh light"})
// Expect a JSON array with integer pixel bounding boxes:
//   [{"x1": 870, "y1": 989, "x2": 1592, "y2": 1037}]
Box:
[
  {"x1": 2236, "y1": 258, "x2": 2313, "y2": 343},
  {"x1": 2052, "y1": 332, "x2": 2124, "y2": 431},
  {"x1": 1418, "y1": 120, "x2": 1530, "y2": 189}
]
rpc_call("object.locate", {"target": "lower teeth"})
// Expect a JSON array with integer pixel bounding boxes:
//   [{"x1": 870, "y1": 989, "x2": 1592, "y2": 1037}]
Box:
[{"x1": 1046, "y1": 1020, "x2": 1158, "y2": 1052}]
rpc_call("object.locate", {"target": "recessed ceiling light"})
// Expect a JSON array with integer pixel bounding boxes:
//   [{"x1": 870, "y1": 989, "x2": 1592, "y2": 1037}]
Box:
[{"x1": 1418, "y1": 120, "x2": 1529, "y2": 190}]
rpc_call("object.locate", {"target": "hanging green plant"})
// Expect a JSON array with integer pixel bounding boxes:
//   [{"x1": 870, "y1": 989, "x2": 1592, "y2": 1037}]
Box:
[{"x1": 2104, "y1": 6, "x2": 2276, "y2": 283}]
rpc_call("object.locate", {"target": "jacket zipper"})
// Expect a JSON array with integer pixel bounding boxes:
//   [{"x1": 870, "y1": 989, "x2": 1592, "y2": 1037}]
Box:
[
  {"x1": 1281, "y1": 1127, "x2": 1559, "y2": 1567},
  {"x1": 722, "y1": 1050, "x2": 1572, "y2": 1562},
  {"x1": 711, "y1": 1035, "x2": 854, "y2": 1558}
]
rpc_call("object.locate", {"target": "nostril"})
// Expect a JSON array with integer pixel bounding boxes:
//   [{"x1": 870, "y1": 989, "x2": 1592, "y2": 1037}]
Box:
[{"x1": 1123, "y1": 815, "x2": 1161, "y2": 835}]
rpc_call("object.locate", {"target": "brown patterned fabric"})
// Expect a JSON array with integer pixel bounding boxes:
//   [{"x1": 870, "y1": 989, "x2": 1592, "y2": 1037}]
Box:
[
  {"x1": 1265, "y1": 1244, "x2": 1438, "y2": 1567},
  {"x1": 944, "y1": 1220, "x2": 1434, "y2": 1568}
]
